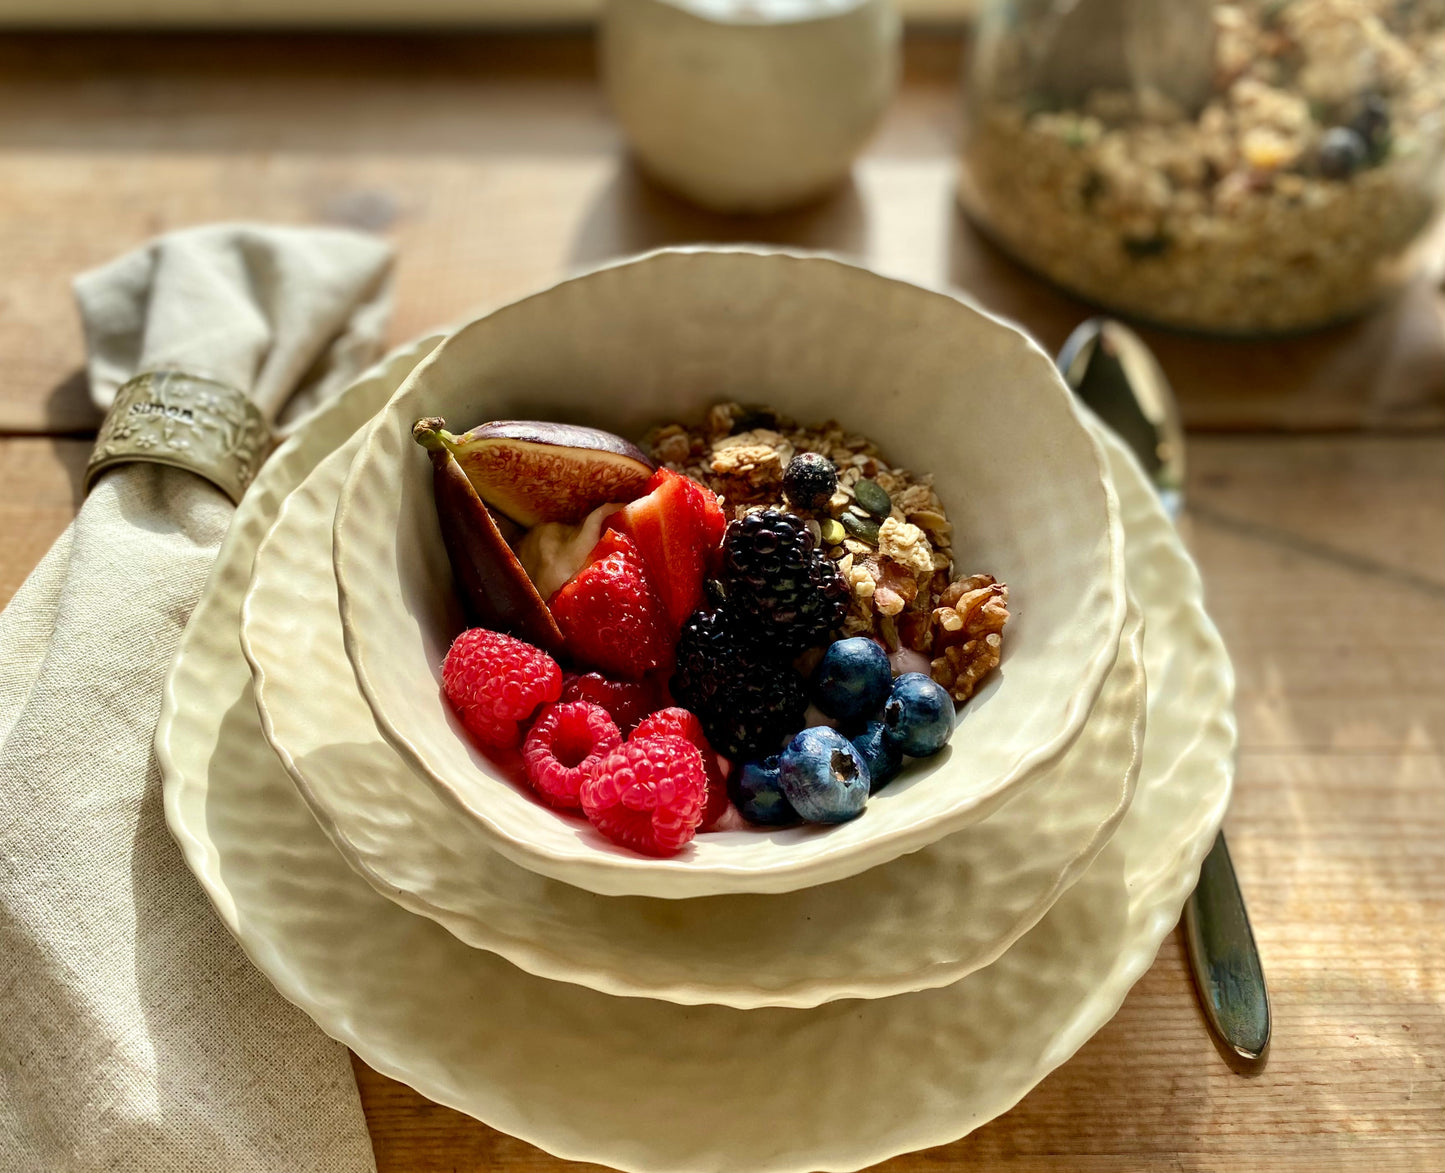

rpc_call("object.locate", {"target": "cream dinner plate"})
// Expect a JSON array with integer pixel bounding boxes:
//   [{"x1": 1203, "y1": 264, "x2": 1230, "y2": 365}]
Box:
[
  {"x1": 241, "y1": 425, "x2": 1144, "y2": 1009},
  {"x1": 158, "y1": 333, "x2": 1234, "y2": 1173}
]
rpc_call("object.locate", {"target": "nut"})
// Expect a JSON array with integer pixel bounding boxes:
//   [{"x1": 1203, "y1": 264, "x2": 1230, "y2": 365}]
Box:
[{"x1": 930, "y1": 573, "x2": 1009, "y2": 700}]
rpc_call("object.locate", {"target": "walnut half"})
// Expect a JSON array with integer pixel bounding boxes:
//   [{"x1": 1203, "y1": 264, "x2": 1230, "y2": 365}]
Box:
[{"x1": 930, "y1": 573, "x2": 1009, "y2": 701}]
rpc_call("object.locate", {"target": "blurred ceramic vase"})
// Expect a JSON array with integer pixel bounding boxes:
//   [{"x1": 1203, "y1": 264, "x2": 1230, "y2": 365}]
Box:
[{"x1": 602, "y1": 0, "x2": 901, "y2": 213}]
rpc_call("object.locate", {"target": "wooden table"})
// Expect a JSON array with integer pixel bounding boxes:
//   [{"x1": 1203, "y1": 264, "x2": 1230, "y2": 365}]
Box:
[{"x1": 2, "y1": 30, "x2": 1442, "y2": 1173}]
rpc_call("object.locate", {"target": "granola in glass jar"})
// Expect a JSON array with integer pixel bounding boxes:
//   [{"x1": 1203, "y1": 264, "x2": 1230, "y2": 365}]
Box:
[{"x1": 960, "y1": 0, "x2": 1445, "y2": 335}]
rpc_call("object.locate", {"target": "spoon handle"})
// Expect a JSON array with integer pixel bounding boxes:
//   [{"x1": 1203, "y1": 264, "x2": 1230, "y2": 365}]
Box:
[
  {"x1": 1183, "y1": 831, "x2": 1271, "y2": 1065},
  {"x1": 1057, "y1": 319, "x2": 1269, "y2": 1071}
]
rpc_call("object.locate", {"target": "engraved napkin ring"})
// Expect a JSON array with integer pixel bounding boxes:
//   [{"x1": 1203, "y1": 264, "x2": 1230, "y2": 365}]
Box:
[{"x1": 85, "y1": 370, "x2": 273, "y2": 505}]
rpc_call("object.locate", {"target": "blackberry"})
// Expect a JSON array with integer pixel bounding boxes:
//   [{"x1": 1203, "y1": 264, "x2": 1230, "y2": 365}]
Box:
[
  {"x1": 718, "y1": 509, "x2": 850, "y2": 650},
  {"x1": 783, "y1": 453, "x2": 838, "y2": 511},
  {"x1": 670, "y1": 608, "x2": 810, "y2": 760}
]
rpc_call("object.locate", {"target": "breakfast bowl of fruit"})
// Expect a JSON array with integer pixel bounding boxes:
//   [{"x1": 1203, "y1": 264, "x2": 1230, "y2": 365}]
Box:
[{"x1": 333, "y1": 248, "x2": 1128, "y2": 898}]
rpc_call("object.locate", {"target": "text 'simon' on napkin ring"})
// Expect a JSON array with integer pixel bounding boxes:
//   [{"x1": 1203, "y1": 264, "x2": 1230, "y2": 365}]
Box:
[{"x1": 85, "y1": 370, "x2": 274, "y2": 505}]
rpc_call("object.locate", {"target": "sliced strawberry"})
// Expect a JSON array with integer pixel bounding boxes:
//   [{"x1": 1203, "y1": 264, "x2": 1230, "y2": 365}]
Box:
[
  {"x1": 609, "y1": 469, "x2": 725, "y2": 628},
  {"x1": 548, "y1": 529, "x2": 671, "y2": 680},
  {"x1": 688, "y1": 477, "x2": 727, "y2": 563}
]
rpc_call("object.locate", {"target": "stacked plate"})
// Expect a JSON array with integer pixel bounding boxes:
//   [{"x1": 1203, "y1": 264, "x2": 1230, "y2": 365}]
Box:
[{"x1": 157, "y1": 249, "x2": 1236, "y2": 1173}]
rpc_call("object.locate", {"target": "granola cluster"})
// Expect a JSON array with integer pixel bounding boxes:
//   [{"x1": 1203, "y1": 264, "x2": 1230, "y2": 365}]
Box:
[
  {"x1": 960, "y1": 0, "x2": 1445, "y2": 334},
  {"x1": 646, "y1": 403, "x2": 1009, "y2": 701}
]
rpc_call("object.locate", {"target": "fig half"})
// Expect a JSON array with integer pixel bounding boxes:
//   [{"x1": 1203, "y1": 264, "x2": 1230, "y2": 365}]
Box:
[
  {"x1": 414, "y1": 419, "x2": 565, "y2": 652},
  {"x1": 420, "y1": 418, "x2": 655, "y2": 527}
]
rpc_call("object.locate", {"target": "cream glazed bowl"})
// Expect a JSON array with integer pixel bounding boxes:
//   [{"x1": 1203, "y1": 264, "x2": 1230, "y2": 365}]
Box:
[{"x1": 334, "y1": 248, "x2": 1128, "y2": 899}]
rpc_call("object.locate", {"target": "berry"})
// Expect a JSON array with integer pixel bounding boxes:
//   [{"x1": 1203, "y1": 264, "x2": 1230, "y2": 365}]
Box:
[
  {"x1": 882, "y1": 673, "x2": 955, "y2": 757},
  {"x1": 1318, "y1": 126, "x2": 1368, "y2": 180},
  {"x1": 783, "y1": 453, "x2": 838, "y2": 511},
  {"x1": 852, "y1": 720, "x2": 903, "y2": 793},
  {"x1": 633, "y1": 706, "x2": 729, "y2": 829},
  {"x1": 549, "y1": 529, "x2": 671, "y2": 679},
  {"x1": 810, "y1": 637, "x2": 893, "y2": 726},
  {"x1": 717, "y1": 509, "x2": 850, "y2": 650},
  {"x1": 561, "y1": 672, "x2": 655, "y2": 735},
  {"x1": 670, "y1": 608, "x2": 809, "y2": 760},
  {"x1": 777, "y1": 727, "x2": 870, "y2": 824},
  {"x1": 729, "y1": 755, "x2": 798, "y2": 826},
  {"x1": 442, "y1": 628, "x2": 563, "y2": 749},
  {"x1": 608, "y1": 468, "x2": 726, "y2": 628},
  {"x1": 522, "y1": 702, "x2": 622, "y2": 809},
  {"x1": 1350, "y1": 94, "x2": 1390, "y2": 158},
  {"x1": 580, "y1": 734, "x2": 708, "y2": 856}
]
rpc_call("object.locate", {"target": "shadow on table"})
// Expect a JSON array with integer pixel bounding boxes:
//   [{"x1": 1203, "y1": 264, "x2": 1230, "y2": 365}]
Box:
[
  {"x1": 945, "y1": 208, "x2": 1445, "y2": 431},
  {"x1": 43, "y1": 371, "x2": 101, "y2": 508},
  {"x1": 568, "y1": 158, "x2": 869, "y2": 271}
]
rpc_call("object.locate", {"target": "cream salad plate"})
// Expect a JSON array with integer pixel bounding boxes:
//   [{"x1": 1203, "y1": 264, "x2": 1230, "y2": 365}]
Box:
[
  {"x1": 159, "y1": 315, "x2": 1234, "y2": 1173},
  {"x1": 241, "y1": 421, "x2": 1145, "y2": 1009}
]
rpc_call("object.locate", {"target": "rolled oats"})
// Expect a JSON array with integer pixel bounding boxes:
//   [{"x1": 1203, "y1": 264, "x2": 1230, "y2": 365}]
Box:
[{"x1": 877, "y1": 518, "x2": 935, "y2": 580}]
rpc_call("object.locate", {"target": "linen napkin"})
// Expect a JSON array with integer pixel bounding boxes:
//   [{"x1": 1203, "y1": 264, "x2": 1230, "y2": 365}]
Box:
[{"x1": 0, "y1": 224, "x2": 391, "y2": 1173}]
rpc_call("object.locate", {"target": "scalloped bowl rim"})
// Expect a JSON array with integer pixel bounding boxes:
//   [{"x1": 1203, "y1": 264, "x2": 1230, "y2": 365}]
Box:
[{"x1": 334, "y1": 246, "x2": 1129, "y2": 897}]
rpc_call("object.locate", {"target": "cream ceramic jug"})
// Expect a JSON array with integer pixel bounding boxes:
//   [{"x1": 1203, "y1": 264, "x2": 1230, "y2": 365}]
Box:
[{"x1": 602, "y1": 0, "x2": 901, "y2": 213}]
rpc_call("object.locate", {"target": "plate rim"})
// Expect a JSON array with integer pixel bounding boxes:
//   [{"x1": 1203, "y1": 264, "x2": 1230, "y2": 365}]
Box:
[
  {"x1": 241, "y1": 416, "x2": 1145, "y2": 1006},
  {"x1": 158, "y1": 328, "x2": 1235, "y2": 1173}
]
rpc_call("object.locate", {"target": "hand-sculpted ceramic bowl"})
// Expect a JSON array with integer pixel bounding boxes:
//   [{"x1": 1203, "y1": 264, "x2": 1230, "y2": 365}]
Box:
[{"x1": 333, "y1": 248, "x2": 1128, "y2": 899}]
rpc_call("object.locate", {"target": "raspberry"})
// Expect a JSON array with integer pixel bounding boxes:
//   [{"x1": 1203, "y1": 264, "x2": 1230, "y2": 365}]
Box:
[
  {"x1": 632, "y1": 707, "x2": 730, "y2": 829},
  {"x1": 549, "y1": 529, "x2": 671, "y2": 680},
  {"x1": 442, "y1": 628, "x2": 563, "y2": 749},
  {"x1": 522, "y1": 702, "x2": 622, "y2": 810},
  {"x1": 580, "y1": 734, "x2": 708, "y2": 856},
  {"x1": 561, "y1": 672, "x2": 656, "y2": 735}
]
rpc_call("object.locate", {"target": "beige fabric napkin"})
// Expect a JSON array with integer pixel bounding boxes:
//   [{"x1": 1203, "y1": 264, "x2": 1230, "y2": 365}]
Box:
[{"x1": 0, "y1": 224, "x2": 392, "y2": 1173}]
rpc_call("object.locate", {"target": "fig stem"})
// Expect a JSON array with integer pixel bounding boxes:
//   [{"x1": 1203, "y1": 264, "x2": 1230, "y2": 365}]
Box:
[{"x1": 412, "y1": 416, "x2": 453, "y2": 452}]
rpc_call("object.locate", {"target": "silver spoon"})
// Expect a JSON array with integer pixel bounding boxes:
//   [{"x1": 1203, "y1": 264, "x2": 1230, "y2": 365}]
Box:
[{"x1": 1058, "y1": 318, "x2": 1270, "y2": 1070}]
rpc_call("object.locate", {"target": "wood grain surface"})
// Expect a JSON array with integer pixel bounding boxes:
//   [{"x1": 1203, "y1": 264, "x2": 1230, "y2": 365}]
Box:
[
  {"x1": 1, "y1": 28, "x2": 1442, "y2": 1173},
  {"x1": 1, "y1": 31, "x2": 1443, "y2": 436}
]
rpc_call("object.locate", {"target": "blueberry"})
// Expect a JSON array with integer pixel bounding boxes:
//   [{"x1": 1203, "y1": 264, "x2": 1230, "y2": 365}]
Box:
[
  {"x1": 881, "y1": 673, "x2": 955, "y2": 757},
  {"x1": 778, "y1": 727, "x2": 870, "y2": 824},
  {"x1": 783, "y1": 453, "x2": 838, "y2": 511},
  {"x1": 1318, "y1": 127, "x2": 1368, "y2": 180},
  {"x1": 810, "y1": 637, "x2": 892, "y2": 726},
  {"x1": 728, "y1": 756, "x2": 799, "y2": 826},
  {"x1": 852, "y1": 721, "x2": 903, "y2": 793},
  {"x1": 1350, "y1": 94, "x2": 1391, "y2": 157}
]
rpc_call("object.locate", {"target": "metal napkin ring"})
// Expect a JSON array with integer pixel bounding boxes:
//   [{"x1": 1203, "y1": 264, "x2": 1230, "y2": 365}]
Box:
[{"x1": 85, "y1": 370, "x2": 273, "y2": 505}]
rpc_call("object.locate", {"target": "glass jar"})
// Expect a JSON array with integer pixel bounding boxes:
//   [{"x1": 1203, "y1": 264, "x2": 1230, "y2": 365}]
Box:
[{"x1": 958, "y1": 0, "x2": 1445, "y2": 335}]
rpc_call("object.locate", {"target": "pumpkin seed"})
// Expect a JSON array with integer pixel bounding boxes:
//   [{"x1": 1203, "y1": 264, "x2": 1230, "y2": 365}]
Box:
[
  {"x1": 842, "y1": 513, "x2": 880, "y2": 544},
  {"x1": 853, "y1": 478, "x2": 892, "y2": 518}
]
